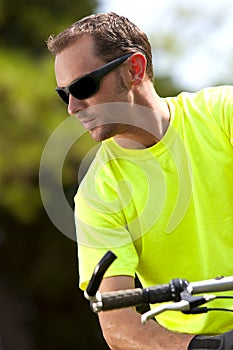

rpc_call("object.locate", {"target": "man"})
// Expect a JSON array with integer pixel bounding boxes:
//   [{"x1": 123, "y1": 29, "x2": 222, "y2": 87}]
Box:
[{"x1": 47, "y1": 12, "x2": 233, "y2": 349}]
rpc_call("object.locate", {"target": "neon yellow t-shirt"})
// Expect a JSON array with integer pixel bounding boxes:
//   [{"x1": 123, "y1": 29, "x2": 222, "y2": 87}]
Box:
[{"x1": 75, "y1": 85, "x2": 233, "y2": 334}]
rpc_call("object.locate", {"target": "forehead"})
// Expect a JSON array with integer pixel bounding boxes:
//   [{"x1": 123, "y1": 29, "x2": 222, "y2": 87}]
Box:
[{"x1": 55, "y1": 36, "x2": 101, "y2": 86}]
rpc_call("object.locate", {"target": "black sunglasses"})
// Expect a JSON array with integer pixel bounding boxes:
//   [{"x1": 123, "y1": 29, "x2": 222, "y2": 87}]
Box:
[{"x1": 56, "y1": 53, "x2": 133, "y2": 104}]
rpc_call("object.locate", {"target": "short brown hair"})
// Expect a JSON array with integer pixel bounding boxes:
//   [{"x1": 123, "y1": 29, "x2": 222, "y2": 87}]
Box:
[{"x1": 47, "y1": 12, "x2": 154, "y2": 81}]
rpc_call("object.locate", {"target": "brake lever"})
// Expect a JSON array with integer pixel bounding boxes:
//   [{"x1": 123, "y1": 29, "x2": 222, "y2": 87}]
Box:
[
  {"x1": 85, "y1": 250, "x2": 117, "y2": 300},
  {"x1": 141, "y1": 294, "x2": 216, "y2": 324}
]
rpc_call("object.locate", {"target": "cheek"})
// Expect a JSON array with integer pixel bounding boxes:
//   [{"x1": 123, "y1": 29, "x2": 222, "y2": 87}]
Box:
[
  {"x1": 92, "y1": 82, "x2": 116, "y2": 102},
  {"x1": 91, "y1": 74, "x2": 129, "y2": 103}
]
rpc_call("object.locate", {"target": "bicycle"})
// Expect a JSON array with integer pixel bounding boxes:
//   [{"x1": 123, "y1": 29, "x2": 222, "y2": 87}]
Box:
[{"x1": 84, "y1": 250, "x2": 233, "y2": 324}]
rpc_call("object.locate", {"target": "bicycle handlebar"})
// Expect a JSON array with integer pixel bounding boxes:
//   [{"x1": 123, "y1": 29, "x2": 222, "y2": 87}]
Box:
[
  {"x1": 84, "y1": 251, "x2": 233, "y2": 322},
  {"x1": 88, "y1": 283, "x2": 174, "y2": 312}
]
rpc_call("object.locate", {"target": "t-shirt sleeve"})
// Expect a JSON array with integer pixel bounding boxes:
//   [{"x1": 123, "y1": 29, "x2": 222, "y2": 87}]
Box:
[
  {"x1": 74, "y1": 172, "x2": 139, "y2": 291},
  {"x1": 77, "y1": 242, "x2": 138, "y2": 291}
]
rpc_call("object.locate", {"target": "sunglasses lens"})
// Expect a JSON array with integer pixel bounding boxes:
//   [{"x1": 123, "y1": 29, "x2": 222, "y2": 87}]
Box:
[
  {"x1": 56, "y1": 89, "x2": 69, "y2": 104},
  {"x1": 70, "y1": 77, "x2": 98, "y2": 100},
  {"x1": 55, "y1": 53, "x2": 132, "y2": 104}
]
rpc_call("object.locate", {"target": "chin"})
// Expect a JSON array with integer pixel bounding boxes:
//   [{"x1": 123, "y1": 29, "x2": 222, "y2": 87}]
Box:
[{"x1": 89, "y1": 124, "x2": 117, "y2": 142}]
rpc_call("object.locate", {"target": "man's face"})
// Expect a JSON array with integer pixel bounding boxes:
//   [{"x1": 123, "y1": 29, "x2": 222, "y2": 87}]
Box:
[{"x1": 55, "y1": 37, "x2": 132, "y2": 142}]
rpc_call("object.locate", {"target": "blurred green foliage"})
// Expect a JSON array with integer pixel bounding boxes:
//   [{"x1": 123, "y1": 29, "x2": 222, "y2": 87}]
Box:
[
  {"x1": 0, "y1": 49, "x2": 60, "y2": 222},
  {"x1": 0, "y1": 0, "x2": 98, "y2": 54}
]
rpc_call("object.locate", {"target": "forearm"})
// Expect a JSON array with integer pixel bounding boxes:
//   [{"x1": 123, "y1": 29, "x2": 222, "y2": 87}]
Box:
[{"x1": 99, "y1": 308, "x2": 193, "y2": 350}]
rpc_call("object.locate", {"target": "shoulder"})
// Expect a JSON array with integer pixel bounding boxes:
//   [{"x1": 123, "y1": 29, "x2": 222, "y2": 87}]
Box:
[
  {"x1": 167, "y1": 85, "x2": 233, "y2": 121},
  {"x1": 176, "y1": 85, "x2": 233, "y2": 106},
  {"x1": 173, "y1": 86, "x2": 233, "y2": 142}
]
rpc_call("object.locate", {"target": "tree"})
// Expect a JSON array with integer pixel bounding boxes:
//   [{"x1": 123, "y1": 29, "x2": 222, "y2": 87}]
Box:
[{"x1": 0, "y1": 0, "x2": 98, "y2": 54}]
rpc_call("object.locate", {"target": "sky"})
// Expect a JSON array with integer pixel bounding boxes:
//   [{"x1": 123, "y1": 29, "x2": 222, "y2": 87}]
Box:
[{"x1": 97, "y1": 0, "x2": 233, "y2": 90}]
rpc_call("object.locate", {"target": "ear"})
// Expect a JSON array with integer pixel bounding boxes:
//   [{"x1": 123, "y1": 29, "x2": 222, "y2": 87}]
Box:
[{"x1": 129, "y1": 53, "x2": 147, "y2": 85}]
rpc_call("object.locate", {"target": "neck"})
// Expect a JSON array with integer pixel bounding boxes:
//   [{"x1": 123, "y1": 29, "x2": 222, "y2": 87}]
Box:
[
  {"x1": 114, "y1": 94, "x2": 170, "y2": 149},
  {"x1": 114, "y1": 129, "x2": 159, "y2": 149}
]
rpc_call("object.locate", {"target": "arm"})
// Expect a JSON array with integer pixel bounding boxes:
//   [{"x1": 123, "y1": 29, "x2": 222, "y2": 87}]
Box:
[{"x1": 98, "y1": 275, "x2": 193, "y2": 350}]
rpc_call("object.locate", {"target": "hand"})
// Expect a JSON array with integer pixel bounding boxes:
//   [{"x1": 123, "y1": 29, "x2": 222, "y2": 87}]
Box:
[{"x1": 188, "y1": 329, "x2": 233, "y2": 349}]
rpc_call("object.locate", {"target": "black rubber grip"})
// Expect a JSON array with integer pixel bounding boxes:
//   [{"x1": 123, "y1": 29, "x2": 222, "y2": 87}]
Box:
[
  {"x1": 101, "y1": 284, "x2": 172, "y2": 311},
  {"x1": 101, "y1": 288, "x2": 144, "y2": 310},
  {"x1": 143, "y1": 284, "x2": 173, "y2": 303}
]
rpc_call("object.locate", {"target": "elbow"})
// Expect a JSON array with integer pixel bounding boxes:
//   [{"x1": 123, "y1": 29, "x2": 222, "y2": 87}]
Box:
[
  {"x1": 102, "y1": 327, "x2": 121, "y2": 350},
  {"x1": 100, "y1": 316, "x2": 126, "y2": 350}
]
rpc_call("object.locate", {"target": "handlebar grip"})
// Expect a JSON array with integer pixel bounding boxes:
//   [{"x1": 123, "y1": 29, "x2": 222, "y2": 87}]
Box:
[
  {"x1": 100, "y1": 284, "x2": 172, "y2": 311},
  {"x1": 101, "y1": 288, "x2": 144, "y2": 311},
  {"x1": 144, "y1": 284, "x2": 173, "y2": 303}
]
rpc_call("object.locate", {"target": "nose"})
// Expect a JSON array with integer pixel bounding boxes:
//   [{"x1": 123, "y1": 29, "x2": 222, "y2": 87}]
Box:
[{"x1": 67, "y1": 94, "x2": 87, "y2": 115}]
